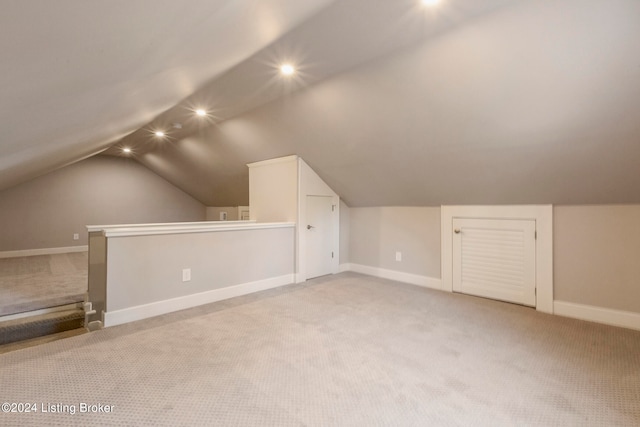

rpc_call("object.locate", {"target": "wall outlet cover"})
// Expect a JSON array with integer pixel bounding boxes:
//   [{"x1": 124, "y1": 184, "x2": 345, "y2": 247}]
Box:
[
  {"x1": 395, "y1": 251, "x2": 402, "y2": 262},
  {"x1": 182, "y1": 268, "x2": 191, "y2": 282}
]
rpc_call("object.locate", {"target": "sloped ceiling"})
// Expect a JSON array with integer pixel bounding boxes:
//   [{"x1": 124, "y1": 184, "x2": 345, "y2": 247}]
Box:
[
  {"x1": 0, "y1": 0, "x2": 336, "y2": 190},
  {"x1": 3, "y1": 0, "x2": 640, "y2": 207}
]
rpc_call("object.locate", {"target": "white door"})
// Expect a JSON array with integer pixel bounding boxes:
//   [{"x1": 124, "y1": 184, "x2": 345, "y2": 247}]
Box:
[
  {"x1": 453, "y1": 218, "x2": 536, "y2": 307},
  {"x1": 306, "y1": 196, "x2": 334, "y2": 279}
]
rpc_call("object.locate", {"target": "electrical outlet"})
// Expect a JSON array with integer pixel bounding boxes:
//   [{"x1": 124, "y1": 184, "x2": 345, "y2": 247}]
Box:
[
  {"x1": 73, "y1": 233, "x2": 79, "y2": 240},
  {"x1": 395, "y1": 251, "x2": 402, "y2": 262},
  {"x1": 182, "y1": 268, "x2": 191, "y2": 282}
]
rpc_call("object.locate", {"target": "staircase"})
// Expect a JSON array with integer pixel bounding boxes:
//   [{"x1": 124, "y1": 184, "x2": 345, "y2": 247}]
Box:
[{"x1": 0, "y1": 304, "x2": 85, "y2": 351}]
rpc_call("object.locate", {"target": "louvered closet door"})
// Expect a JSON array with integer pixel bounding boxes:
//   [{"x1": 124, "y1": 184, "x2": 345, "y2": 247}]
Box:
[{"x1": 452, "y1": 218, "x2": 536, "y2": 307}]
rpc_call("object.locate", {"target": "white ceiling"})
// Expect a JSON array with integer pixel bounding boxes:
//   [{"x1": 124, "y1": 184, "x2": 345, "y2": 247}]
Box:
[{"x1": 3, "y1": 0, "x2": 640, "y2": 207}]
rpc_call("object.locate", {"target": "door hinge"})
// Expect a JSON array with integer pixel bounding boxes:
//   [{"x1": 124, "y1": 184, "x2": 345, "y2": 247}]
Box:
[
  {"x1": 535, "y1": 231, "x2": 537, "y2": 240},
  {"x1": 332, "y1": 205, "x2": 336, "y2": 212},
  {"x1": 331, "y1": 252, "x2": 334, "y2": 258}
]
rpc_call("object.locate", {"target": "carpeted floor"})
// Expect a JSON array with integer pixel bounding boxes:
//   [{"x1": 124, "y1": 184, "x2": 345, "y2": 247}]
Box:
[
  {"x1": 0, "y1": 252, "x2": 87, "y2": 316},
  {"x1": 0, "y1": 272, "x2": 638, "y2": 426}
]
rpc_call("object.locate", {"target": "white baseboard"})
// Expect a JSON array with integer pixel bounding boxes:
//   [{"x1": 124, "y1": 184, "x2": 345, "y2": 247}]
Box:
[
  {"x1": 0, "y1": 245, "x2": 88, "y2": 259},
  {"x1": 554, "y1": 301, "x2": 640, "y2": 331},
  {"x1": 345, "y1": 263, "x2": 442, "y2": 290},
  {"x1": 341, "y1": 264, "x2": 639, "y2": 331},
  {"x1": 103, "y1": 274, "x2": 294, "y2": 327}
]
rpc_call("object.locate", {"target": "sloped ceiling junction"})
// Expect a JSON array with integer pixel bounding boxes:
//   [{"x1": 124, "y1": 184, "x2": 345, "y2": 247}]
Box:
[
  {"x1": 0, "y1": 0, "x2": 336, "y2": 191},
  {"x1": 2, "y1": 0, "x2": 640, "y2": 207}
]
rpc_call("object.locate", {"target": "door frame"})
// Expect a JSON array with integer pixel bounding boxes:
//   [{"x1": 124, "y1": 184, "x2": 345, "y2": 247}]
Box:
[
  {"x1": 453, "y1": 217, "x2": 537, "y2": 307},
  {"x1": 441, "y1": 205, "x2": 553, "y2": 313},
  {"x1": 297, "y1": 193, "x2": 339, "y2": 283},
  {"x1": 304, "y1": 195, "x2": 335, "y2": 280}
]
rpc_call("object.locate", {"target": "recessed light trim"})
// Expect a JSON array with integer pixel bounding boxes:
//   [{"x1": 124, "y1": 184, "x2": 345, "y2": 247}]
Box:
[
  {"x1": 421, "y1": 0, "x2": 441, "y2": 6},
  {"x1": 280, "y1": 63, "x2": 295, "y2": 76},
  {"x1": 123, "y1": 147, "x2": 132, "y2": 154},
  {"x1": 195, "y1": 109, "x2": 207, "y2": 117},
  {"x1": 154, "y1": 131, "x2": 165, "y2": 137}
]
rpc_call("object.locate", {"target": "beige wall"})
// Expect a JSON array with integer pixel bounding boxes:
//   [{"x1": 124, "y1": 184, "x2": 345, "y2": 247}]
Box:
[
  {"x1": 349, "y1": 207, "x2": 441, "y2": 279},
  {"x1": 248, "y1": 157, "x2": 298, "y2": 223},
  {"x1": 206, "y1": 207, "x2": 239, "y2": 221},
  {"x1": 554, "y1": 205, "x2": 640, "y2": 313},
  {"x1": 0, "y1": 155, "x2": 206, "y2": 252},
  {"x1": 106, "y1": 226, "x2": 295, "y2": 314},
  {"x1": 346, "y1": 204, "x2": 640, "y2": 316}
]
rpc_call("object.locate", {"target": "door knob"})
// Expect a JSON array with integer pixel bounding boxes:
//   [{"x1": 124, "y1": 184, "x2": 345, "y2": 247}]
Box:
[
  {"x1": 307, "y1": 225, "x2": 314, "y2": 230},
  {"x1": 454, "y1": 229, "x2": 461, "y2": 234}
]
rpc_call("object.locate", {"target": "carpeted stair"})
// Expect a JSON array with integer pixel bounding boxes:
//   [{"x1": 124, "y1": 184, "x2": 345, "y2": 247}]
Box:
[{"x1": 0, "y1": 308, "x2": 84, "y2": 346}]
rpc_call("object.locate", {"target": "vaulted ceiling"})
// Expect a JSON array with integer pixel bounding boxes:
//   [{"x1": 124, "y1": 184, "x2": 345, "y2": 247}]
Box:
[
  {"x1": 0, "y1": 0, "x2": 336, "y2": 191},
  {"x1": 3, "y1": 0, "x2": 640, "y2": 207}
]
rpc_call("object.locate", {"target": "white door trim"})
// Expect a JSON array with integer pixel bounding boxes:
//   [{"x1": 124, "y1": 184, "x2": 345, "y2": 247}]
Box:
[
  {"x1": 305, "y1": 195, "x2": 334, "y2": 280},
  {"x1": 441, "y1": 205, "x2": 553, "y2": 314},
  {"x1": 296, "y1": 158, "x2": 340, "y2": 283},
  {"x1": 453, "y1": 218, "x2": 536, "y2": 307}
]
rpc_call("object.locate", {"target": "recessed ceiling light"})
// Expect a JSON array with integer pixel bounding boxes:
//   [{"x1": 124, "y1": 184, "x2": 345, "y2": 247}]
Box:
[
  {"x1": 195, "y1": 109, "x2": 207, "y2": 117},
  {"x1": 280, "y1": 64, "x2": 295, "y2": 76},
  {"x1": 123, "y1": 147, "x2": 132, "y2": 154},
  {"x1": 154, "y1": 131, "x2": 165, "y2": 137},
  {"x1": 421, "y1": 0, "x2": 441, "y2": 6}
]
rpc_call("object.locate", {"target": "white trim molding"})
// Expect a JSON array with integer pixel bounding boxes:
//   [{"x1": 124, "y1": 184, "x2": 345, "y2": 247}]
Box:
[
  {"x1": 441, "y1": 205, "x2": 553, "y2": 314},
  {"x1": 0, "y1": 245, "x2": 88, "y2": 259},
  {"x1": 103, "y1": 274, "x2": 294, "y2": 327},
  {"x1": 87, "y1": 220, "x2": 255, "y2": 233},
  {"x1": 94, "y1": 222, "x2": 293, "y2": 238},
  {"x1": 247, "y1": 155, "x2": 298, "y2": 169},
  {"x1": 347, "y1": 263, "x2": 442, "y2": 290},
  {"x1": 554, "y1": 301, "x2": 640, "y2": 331}
]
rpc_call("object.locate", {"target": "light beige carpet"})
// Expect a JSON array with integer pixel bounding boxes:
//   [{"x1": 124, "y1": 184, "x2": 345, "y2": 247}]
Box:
[
  {"x1": 0, "y1": 253, "x2": 87, "y2": 316},
  {"x1": 0, "y1": 272, "x2": 638, "y2": 426}
]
